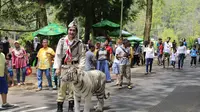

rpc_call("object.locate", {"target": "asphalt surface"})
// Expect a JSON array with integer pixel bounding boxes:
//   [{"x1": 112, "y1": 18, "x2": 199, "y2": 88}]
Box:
[{"x1": 1, "y1": 57, "x2": 200, "y2": 112}]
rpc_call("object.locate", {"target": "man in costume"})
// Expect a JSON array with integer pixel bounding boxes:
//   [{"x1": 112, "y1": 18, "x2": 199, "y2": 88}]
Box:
[{"x1": 53, "y1": 19, "x2": 85, "y2": 112}]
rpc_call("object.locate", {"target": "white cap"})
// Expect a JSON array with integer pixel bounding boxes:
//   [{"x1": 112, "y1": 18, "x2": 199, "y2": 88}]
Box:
[
  {"x1": 68, "y1": 19, "x2": 78, "y2": 28},
  {"x1": 14, "y1": 41, "x2": 20, "y2": 44}
]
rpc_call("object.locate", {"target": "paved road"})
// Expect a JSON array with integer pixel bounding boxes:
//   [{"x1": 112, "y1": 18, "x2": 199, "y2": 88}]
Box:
[{"x1": 1, "y1": 58, "x2": 200, "y2": 112}]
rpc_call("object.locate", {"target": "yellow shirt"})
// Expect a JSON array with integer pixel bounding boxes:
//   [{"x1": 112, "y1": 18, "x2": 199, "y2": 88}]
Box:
[
  {"x1": 94, "y1": 49, "x2": 99, "y2": 57},
  {"x1": 37, "y1": 47, "x2": 55, "y2": 69},
  {"x1": 0, "y1": 53, "x2": 5, "y2": 77},
  {"x1": 129, "y1": 47, "x2": 133, "y2": 63}
]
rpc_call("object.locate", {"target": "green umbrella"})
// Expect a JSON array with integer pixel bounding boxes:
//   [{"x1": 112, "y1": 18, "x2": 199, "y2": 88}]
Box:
[
  {"x1": 109, "y1": 29, "x2": 132, "y2": 37},
  {"x1": 95, "y1": 36, "x2": 106, "y2": 42},
  {"x1": 92, "y1": 20, "x2": 120, "y2": 28},
  {"x1": 33, "y1": 23, "x2": 67, "y2": 37},
  {"x1": 127, "y1": 35, "x2": 143, "y2": 42},
  {"x1": 130, "y1": 41, "x2": 143, "y2": 46}
]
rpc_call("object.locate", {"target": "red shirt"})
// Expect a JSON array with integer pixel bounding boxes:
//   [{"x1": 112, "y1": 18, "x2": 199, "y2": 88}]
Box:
[
  {"x1": 159, "y1": 44, "x2": 164, "y2": 54},
  {"x1": 105, "y1": 46, "x2": 112, "y2": 54}
]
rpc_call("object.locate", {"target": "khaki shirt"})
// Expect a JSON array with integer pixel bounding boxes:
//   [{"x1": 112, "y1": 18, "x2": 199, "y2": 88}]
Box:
[
  {"x1": 53, "y1": 35, "x2": 85, "y2": 70},
  {"x1": 0, "y1": 53, "x2": 6, "y2": 77}
]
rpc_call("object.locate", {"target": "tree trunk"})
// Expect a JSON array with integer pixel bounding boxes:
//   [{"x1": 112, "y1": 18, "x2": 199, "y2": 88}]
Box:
[
  {"x1": 84, "y1": 1, "x2": 93, "y2": 44},
  {"x1": 66, "y1": 0, "x2": 75, "y2": 26},
  {"x1": 143, "y1": 0, "x2": 153, "y2": 42},
  {"x1": 38, "y1": 0, "x2": 48, "y2": 28}
]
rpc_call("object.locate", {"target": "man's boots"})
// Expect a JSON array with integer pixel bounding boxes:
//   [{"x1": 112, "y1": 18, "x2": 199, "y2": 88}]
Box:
[
  {"x1": 57, "y1": 102, "x2": 63, "y2": 112},
  {"x1": 68, "y1": 100, "x2": 74, "y2": 112}
]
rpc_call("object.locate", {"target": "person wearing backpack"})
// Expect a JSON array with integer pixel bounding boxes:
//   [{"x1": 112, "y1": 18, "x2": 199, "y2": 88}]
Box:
[
  {"x1": 190, "y1": 45, "x2": 198, "y2": 67},
  {"x1": 116, "y1": 39, "x2": 132, "y2": 89}
]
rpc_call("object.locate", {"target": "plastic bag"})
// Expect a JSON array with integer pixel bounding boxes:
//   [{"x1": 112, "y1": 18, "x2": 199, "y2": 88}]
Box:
[{"x1": 26, "y1": 66, "x2": 32, "y2": 76}]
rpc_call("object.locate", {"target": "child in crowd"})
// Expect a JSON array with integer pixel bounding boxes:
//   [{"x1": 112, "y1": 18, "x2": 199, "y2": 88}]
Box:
[
  {"x1": 0, "y1": 43, "x2": 14, "y2": 108},
  {"x1": 171, "y1": 50, "x2": 177, "y2": 69},
  {"x1": 6, "y1": 53, "x2": 14, "y2": 87},
  {"x1": 51, "y1": 64, "x2": 58, "y2": 90},
  {"x1": 190, "y1": 45, "x2": 198, "y2": 67}
]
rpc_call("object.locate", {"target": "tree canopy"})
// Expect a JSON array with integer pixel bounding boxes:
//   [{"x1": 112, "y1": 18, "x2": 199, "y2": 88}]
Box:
[
  {"x1": 125, "y1": 0, "x2": 200, "y2": 48},
  {"x1": 0, "y1": 0, "x2": 143, "y2": 43},
  {"x1": 1, "y1": 0, "x2": 199, "y2": 48}
]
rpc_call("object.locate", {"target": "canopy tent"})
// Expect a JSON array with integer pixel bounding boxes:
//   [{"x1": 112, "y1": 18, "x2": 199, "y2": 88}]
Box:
[
  {"x1": 127, "y1": 35, "x2": 143, "y2": 42},
  {"x1": 109, "y1": 29, "x2": 132, "y2": 37},
  {"x1": 95, "y1": 36, "x2": 107, "y2": 42},
  {"x1": 130, "y1": 41, "x2": 143, "y2": 45},
  {"x1": 33, "y1": 23, "x2": 67, "y2": 37},
  {"x1": 92, "y1": 20, "x2": 120, "y2": 43},
  {"x1": 92, "y1": 20, "x2": 120, "y2": 28}
]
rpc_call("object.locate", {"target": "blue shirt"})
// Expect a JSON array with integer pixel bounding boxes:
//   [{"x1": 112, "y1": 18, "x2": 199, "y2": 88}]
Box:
[
  {"x1": 183, "y1": 42, "x2": 187, "y2": 47},
  {"x1": 190, "y1": 49, "x2": 197, "y2": 57},
  {"x1": 85, "y1": 50, "x2": 96, "y2": 71}
]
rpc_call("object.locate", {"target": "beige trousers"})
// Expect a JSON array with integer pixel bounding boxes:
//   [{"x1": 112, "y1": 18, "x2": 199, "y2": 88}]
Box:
[
  {"x1": 57, "y1": 80, "x2": 74, "y2": 102},
  {"x1": 57, "y1": 66, "x2": 74, "y2": 102},
  {"x1": 119, "y1": 64, "x2": 131, "y2": 86}
]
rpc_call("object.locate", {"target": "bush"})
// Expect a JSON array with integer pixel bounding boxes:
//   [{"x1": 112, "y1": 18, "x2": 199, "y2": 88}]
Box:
[
  {"x1": 18, "y1": 32, "x2": 34, "y2": 47},
  {"x1": 187, "y1": 35, "x2": 198, "y2": 49}
]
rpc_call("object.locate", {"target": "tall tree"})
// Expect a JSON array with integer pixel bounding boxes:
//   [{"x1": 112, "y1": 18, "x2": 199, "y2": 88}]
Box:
[
  {"x1": 144, "y1": 0, "x2": 153, "y2": 42},
  {"x1": 84, "y1": 0, "x2": 94, "y2": 43},
  {"x1": 37, "y1": 0, "x2": 47, "y2": 28},
  {"x1": 0, "y1": 0, "x2": 40, "y2": 31},
  {"x1": 50, "y1": 0, "x2": 134, "y2": 43}
]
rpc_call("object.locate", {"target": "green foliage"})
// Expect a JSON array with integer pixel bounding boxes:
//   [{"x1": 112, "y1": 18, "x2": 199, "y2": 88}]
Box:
[
  {"x1": 49, "y1": 0, "x2": 135, "y2": 24},
  {"x1": 160, "y1": 28, "x2": 178, "y2": 42},
  {"x1": 187, "y1": 35, "x2": 198, "y2": 49},
  {"x1": 18, "y1": 32, "x2": 34, "y2": 46},
  {"x1": 124, "y1": 11, "x2": 146, "y2": 37},
  {"x1": 125, "y1": 0, "x2": 200, "y2": 46},
  {"x1": 48, "y1": 0, "x2": 139, "y2": 42},
  {"x1": 1, "y1": 0, "x2": 39, "y2": 27},
  {"x1": 0, "y1": 0, "x2": 143, "y2": 44}
]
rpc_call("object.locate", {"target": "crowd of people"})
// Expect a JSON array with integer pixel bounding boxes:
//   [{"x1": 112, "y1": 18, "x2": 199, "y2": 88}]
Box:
[
  {"x1": 156, "y1": 37, "x2": 194, "y2": 70},
  {"x1": 0, "y1": 20, "x2": 199, "y2": 112}
]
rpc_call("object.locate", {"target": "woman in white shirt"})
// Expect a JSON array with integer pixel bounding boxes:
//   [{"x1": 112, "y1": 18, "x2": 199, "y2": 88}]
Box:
[
  {"x1": 177, "y1": 42, "x2": 187, "y2": 69},
  {"x1": 145, "y1": 42, "x2": 155, "y2": 75}
]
